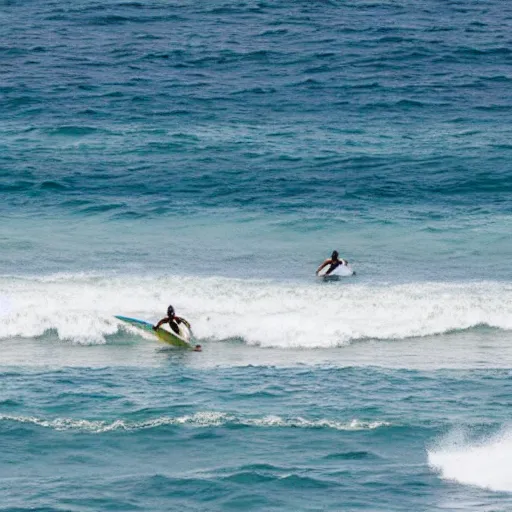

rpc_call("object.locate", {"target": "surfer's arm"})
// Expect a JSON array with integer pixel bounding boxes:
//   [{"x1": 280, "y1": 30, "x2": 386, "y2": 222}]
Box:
[
  {"x1": 177, "y1": 317, "x2": 191, "y2": 329},
  {"x1": 153, "y1": 317, "x2": 169, "y2": 330},
  {"x1": 316, "y1": 259, "x2": 331, "y2": 275}
]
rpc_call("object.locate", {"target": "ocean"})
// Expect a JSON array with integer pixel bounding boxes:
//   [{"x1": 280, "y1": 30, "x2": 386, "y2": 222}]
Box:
[{"x1": 1, "y1": 0, "x2": 512, "y2": 510}]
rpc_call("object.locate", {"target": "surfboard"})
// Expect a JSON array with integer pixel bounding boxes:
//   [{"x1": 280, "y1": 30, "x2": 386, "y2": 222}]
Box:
[
  {"x1": 318, "y1": 262, "x2": 355, "y2": 279},
  {"x1": 115, "y1": 315, "x2": 193, "y2": 349}
]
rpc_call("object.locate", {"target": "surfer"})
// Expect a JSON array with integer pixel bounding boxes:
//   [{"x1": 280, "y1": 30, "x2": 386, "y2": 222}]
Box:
[
  {"x1": 315, "y1": 250, "x2": 349, "y2": 276},
  {"x1": 153, "y1": 305, "x2": 191, "y2": 335}
]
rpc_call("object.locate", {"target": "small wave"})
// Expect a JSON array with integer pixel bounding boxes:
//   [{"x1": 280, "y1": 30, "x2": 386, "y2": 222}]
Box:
[
  {"x1": 78, "y1": 203, "x2": 125, "y2": 215},
  {"x1": 248, "y1": 416, "x2": 388, "y2": 431},
  {"x1": 0, "y1": 180, "x2": 34, "y2": 193},
  {"x1": 279, "y1": 473, "x2": 331, "y2": 489},
  {"x1": 47, "y1": 126, "x2": 102, "y2": 137},
  {"x1": 0, "y1": 412, "x2": 389, "y2": 433},
  {"x1": 221, "y1": 471, "x2": 276, "y2": 484},
  {"x1": 455, "y1": 46, "x2": 511, "y2": 57},
  {"x1": 323, "y1": 450, "x2": 373, "y2": 460},
  {"x1": 88, "y1": 15, "x2": 129, "y2": 25},
  {"x1": 428, "y1": 428, "x2": 512, "y2": 492},
  {"x1": 40, "y1": 180, "x2": 68, "y2": 191}
]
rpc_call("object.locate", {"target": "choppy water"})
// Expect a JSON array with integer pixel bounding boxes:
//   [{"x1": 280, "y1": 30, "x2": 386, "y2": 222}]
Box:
[{"x1": 1, "y1": 0, "x2": 512, "y2": 510}]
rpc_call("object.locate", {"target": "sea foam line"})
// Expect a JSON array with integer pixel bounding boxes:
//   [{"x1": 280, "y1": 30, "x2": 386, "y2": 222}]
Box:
[{"x1": 0, "y1": 412, "x2": 389, "y2": 433}]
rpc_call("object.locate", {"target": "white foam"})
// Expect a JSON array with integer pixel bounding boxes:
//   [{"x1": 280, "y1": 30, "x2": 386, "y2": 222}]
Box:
[
  {"x1": 0, "y1": 273, "x2": 511, "y2": 347},
  {"x1": 0, "y1": 412, "x2": 388, "y2": 433},
  {"x1": 0, "y1": 294, "x2": 12, "y2": 318},
  {"x1": 249, "y1": 415, "x2": 388, "y2": 430},
  {"x1": 428, "y1": 428, "x2": 512, "y2": 492}
]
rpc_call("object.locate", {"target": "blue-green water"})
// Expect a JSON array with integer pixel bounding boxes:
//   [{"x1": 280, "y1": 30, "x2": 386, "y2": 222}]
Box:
[{"x1": 1, "y1": 0, "x2": 512, "y2": 509}]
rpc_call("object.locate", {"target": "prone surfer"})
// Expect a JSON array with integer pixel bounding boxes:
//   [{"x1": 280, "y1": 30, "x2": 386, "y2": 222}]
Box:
[
  {"x1": 153, "y1": 305, "x2": 191, "y2": 335},
  {"x1": 316, "y1": 250, "x2": 350, "y2": 276}
]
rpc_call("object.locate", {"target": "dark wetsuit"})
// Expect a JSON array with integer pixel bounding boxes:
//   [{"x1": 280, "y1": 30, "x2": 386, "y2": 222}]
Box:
[
  {"x1": 168, "y1": 318, "x2": 181, "y2": 334},
  {"x1": 325, "y1": 259, "x2": 342, "y2": 275}
]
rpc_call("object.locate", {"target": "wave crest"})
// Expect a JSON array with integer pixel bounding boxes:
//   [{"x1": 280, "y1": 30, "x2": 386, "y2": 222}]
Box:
[
  {"x1": 0, "y1": 412, "x2": 388, "y2": 433},
  {"x1": 0, "y1": 274, "x2": 511, "y2": 347}
]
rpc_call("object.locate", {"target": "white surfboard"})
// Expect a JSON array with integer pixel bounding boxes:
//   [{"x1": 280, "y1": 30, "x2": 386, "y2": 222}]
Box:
[{"x1": 318, "y1": 262, "x2": 355, "y2": 279}]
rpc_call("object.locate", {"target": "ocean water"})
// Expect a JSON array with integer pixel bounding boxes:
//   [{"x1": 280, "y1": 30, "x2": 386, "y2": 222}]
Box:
[{"x1": 1, "y1": 0, "x2": 512, "y2": 510}]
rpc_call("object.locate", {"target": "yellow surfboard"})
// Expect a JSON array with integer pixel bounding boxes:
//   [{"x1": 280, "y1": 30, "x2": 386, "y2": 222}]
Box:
[{"x1": 115, "y1": 315, "x2": 193, "y2": 349}]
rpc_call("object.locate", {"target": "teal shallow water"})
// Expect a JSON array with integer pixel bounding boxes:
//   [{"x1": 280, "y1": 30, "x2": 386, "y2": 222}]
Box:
[{"x1": 2, "y1": 363, "x2": 512, "y2": 511}]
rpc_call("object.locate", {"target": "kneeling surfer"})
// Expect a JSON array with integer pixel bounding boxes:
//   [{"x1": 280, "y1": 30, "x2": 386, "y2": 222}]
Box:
[
  {"x1": 153, "y1": 305, "x2": 191, "y2": 334},
  {"x1": 153, "y1": 305, "x2": 202, "y2": 351},
  {"x1": 316, "y1": 250, "x2": 350, "y2": 276}
]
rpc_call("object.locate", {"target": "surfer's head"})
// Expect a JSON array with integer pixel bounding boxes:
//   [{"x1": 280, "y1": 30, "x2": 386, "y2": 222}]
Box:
[
  {"x1": 167, "y1": 305, "x2": 175, "y2": 318},
  {"x1": 331, "y1": 250, "x2": 339, "y2": 260},
  {"x1": 194, "y1": 344, "x2": 202, "y2": 352}
]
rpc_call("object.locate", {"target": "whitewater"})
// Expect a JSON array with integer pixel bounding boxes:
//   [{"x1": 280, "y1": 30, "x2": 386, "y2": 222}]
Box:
[{"x1": 1, "y1": 274, "x2": 512, "y2": 348}]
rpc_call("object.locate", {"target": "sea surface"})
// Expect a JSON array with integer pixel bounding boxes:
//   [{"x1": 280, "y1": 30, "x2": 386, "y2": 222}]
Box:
[{"x1": 1, "y1": 0, "x2": 512, "y2": 510}]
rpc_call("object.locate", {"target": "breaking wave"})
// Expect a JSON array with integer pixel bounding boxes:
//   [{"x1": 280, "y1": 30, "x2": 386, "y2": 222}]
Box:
[
  {"x1": 428, "y1": 427, "x2": 512, "y2": 492},
  {"x1": 0, "y1": 273, "x2": 511, "y2": 347}
]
